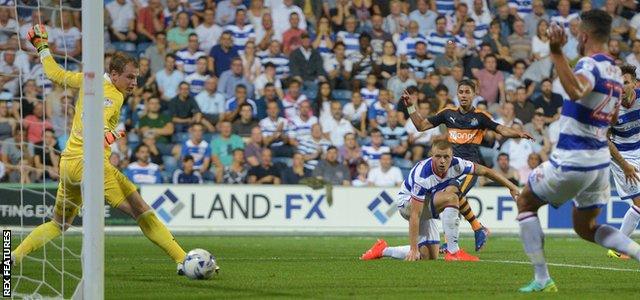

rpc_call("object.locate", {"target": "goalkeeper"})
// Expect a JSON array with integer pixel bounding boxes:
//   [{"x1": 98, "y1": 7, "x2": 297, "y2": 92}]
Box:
[{"x1": 12, "y1": 25, "x2": 188, "y2": 275}]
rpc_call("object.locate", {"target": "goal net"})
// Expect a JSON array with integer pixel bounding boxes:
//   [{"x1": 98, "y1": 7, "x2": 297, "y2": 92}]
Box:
[{"x1": 1, "y1": 0, "x2": 103, "y2": 298}]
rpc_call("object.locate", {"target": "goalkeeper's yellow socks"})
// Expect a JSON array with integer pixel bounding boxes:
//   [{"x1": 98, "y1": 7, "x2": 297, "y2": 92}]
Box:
[
  {"x1": 13, "y1": 221, "x2": 62, "y2": 262},
  {"x1": 137, "y1": 210, "x2": 186, "y2": 264},
  {"x1": 459, "y1": 197, "x2": 483, "y2": 231}
]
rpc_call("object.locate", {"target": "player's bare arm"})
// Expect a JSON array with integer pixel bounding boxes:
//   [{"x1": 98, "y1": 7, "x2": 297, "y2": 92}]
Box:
[
  {"x1": 548, "y1": 22, "x2": 594, "y2": 100},
  {"x1": 402, "y1": 89, "x2": 435, "y2": 131},
  {"x1": 406, "y1": 197, "x2": 424, "y2": 261},
  {"x1": 495, "y1": 124, "x2": 534, "y2": 140},
  {"x1": 473, "y1": 163, "x2": 520, "y2": 201}
]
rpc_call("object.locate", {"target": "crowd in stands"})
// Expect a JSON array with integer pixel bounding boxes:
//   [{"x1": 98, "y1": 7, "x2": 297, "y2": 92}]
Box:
[{"x1": 1, "y1": 0, "x2": 639, "y2": 187}]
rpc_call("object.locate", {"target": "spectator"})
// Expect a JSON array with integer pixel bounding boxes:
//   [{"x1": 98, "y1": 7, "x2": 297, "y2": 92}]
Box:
[
  {"x1": 223, "y1": 84, "x2": 257, "y2": 122},
  {"x1": 290, "y1": 100, "x2": 318, "y2": 140},
  {"x1": 125, "y1": 144, "x2": 163, "y2": 184},
  {"x1": 513, "y1": 86, "x2": 536, "y2": 124},
  {"x1": 0, "y1": 101, "x2": 16, "y2": 141},
  {"x1": 524, "y1": 0, "x2": 548, "y2": 38},
  {"x1": 185, "y1": 57, "x2": 210, "y2": 96},
  {"x1": 106, "y1": 0, "x2": 137, "y2": 54},
  {"x1": 254, "y1": 62, "x2": 283, "y2": 99},
  {"x1": 139, "y1": 97, "x2": 174, "y2": 155},
  {"x1": 360, "y1": 73, "x2": 380, "y2": 106},
  {"x1": 378, "y1": 40, "x2": 399, "y2": 80},
  {"x1": 479, "y1": 153, "x2": 519, "y2": 186},
  {"x1": 342, "y1": 90, "x2": 368, "y2": 129},
  {"x1": 244, "y1": 126, "x2": 264, "y2": 167},
  {"x1": 256, "y1": 13, "x2": 276, "y2": 50},
  {"x1": 289, "y1": 33, "x2": 326, "y2": 95},
  {"x1": 369, "y1": 14, "x2": 392, "y2": 56},
  {"x1": 368, "y1": 89, "x2": 395, "y2": 129},
  {"x1": 313, "y1": 16, "x2": 335, "y2": 59},
  {"x1": 604, "y1": 0, "x2": 628, "y2": 42},
  {"x1": 405, "y1": 101, "x2": 441, "y2": 162},
  {"x1": 446, "y1": 3, "x2": 470, "y2": 35},
  {"x1": 426, "y1": 15, "x2": 454, "y2": 57},
  {"x1": 209, "y1": 31, "x2": 239, "y2": 77},
  {"x1": 387, "y1": 63, "x2": 418, "y2": 101},
  {"x1": 144, "y1": 31, "x2": 169, "y2": 74},
  {"x1": 240, "y1": 40, "x2": 261, "y2": 82},
  {"x1": 247, "y1": 148, "x2": 281, "y2": 184},
  {"x1": 224, "y1": 8, "x2": 256, "y2": 52},
  {"x1": 409, "y1": 0, "x2": 437, "y2": 36},
  {"x1": 218, "y1": 57, "x2": 254, "y2": 99},
  {"x1": 155, "y1": 54, "x2": 184, "y2": 101},
  {"x1": 407, "y1": 41, "x2": 434, "y2": 86},
  {"x1": 383, "y1": 0, "x2": 409, "y2": 35},
  {"x1": 211, "y1": 120, "x2": 244, "y2": 169},
  {"x1": 351, "y1": 160, "x2": 369, "y2": 187},
  {"x1": 272, "y1": 0, "x2": 307, "y2": 41},
  {"x1": 495, "y1": 102, "x2": 523, "y2": 128},
  {"x1": 163, "y1": 0, "x2": 183, "y2": 28},
  {"x1": 524, "y1": 111, "x2": 549, "y2": 149},
  {"x1": 323, "y1": 42, "x2": 351, "y2": 90},
  {"x1": 174, "y1": 123, "x2": 212, "y2": 180},
  {"x1": 494, "y1": 4, "x2": 515, "y2": 39},
  {"x1": 367, "y1": 152, "x2": 403, "y2": 187},
  {"x1": 312, "y1": 146, "x2": 351, "y2": 186},
  {"x1": 216, "y1": 0, "x2": 246, "y2": 26},
  {"x1": 507, "y1": 19, "x2": 531, "y2": 63},
  {"x1": 136, "y1": 0, "x2": 165, "y2": 54},
  {"x1": 168, "y1": 82, "x2": 207, "y2": 133},
  {"x1": 532, "y1": 78, "x2": 563, "y2": 124},
  {"x1": 505, "y1": 60, "x2": 529, "y2": 95},
  {"x1": 297, "y1": 123, "x2": 331, "y2": 171},
  {"x1": 481, "y1": 20, "x2": 508, "y2": 56},
  {"x1": 139, "y1": 134, "x2": 165, "y2": 168},
  {"x1": 195, "y1": 76, "x2": 226, "y2": 126},
  {"x1": 625, "y1": 40, "x2": 640, "y2": 77},
  {"x1": 195, "y1": 8, "x2": 223, "y2": 53},
  {"x1": 1, "y1": 128, "x2": 34, "y2": 183},
  {"x1": 0, "y1": 50, "x2": 20, "y2": 96},
  {"x1": 454, "y1": 17, "x2": 481, "y2": 59},
  {"x1": 255, "y1": 82, "x2": 283, "y2": 120},
  {"x1": 563, "y1": 18, "x2": 580, "y2": 61},
  {"x1": 168, "y1": 11, "x2": 195, "y2": 51},
  {"x1": 531, "y1": 19, "x2": 550, "y2": 61},
  {"x1": 260, "y1": 101, "x2": 295, "y2": 157},
  {"x1": 33, "y1": 129, "x2": 60, "y2": 182},
  {"x1": 232, "y1": 103, "x2": 258, "y2": 138},
  {"x1": 50, "y1": 11, "x2": 82, "y2": 60},
  {"x1": 220, "y1": 148, "x2": 249, "y2": 184},
  {"x1": 517, "y1": 152, "x2": 542, "y2": 186},
  {"x1": 361, "y1": 128, "x2": 391, "y2": 169},
  {"x1": 172, "y1": 154, "x2": 203, "y2": 184},
  {"x1": 335, "y1": 15, "x2": 360, "y2": 57},
  {"x1": 508, "y1": 0, "x2": 532, "y2": 20},
  {"x1": 281, "y1": 79, "x2": 308, "y2": 121},
  {"x1": 175, "y1": 33, "x2": 206, "y2": 75},
  {"x1": 346, "y1": 33, "x2": 377, "y2": 84},
  {"x1": 260, "y1": 40, "x2": 290, "y2": 82},
  {"x1": 469, "y1": 0, "x2": 491, "y2": 37},
  {"x1": 473, "y1": 54, "x2": 504, "y2": 107},
  {"x1": 500, "y1": 123, "x2": 541, "y2": 170},
  {"x1": 23, "y1": 102, "x2": 53, "y2": 144},
  {"x1": 282, "y1": 152, "x2": 312, "y2": 184},
  {"x1": 379, "y1": 111, "x2": 409, "y2": 160},
  {"x1": 322, "y1": 101, "x2": 355, "y2": 147},
  {"x1": 111, "y1": 136, "x2": 132, "y2": 169},
  {"x1": 282, "y1": 12, "x2": 306, "y2": 55},
  {"x1": 442, "y1": 64, "x2": 466, "y2": 99}
]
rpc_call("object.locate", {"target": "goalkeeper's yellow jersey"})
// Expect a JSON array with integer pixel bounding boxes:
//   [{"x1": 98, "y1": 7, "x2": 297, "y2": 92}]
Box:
[{"x1": 41, "y1": 53, "x2": 123, "y2": 160}]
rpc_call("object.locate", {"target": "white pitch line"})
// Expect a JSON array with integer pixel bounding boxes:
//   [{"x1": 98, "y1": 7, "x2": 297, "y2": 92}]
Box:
[{"x1": 481, "y1": 259, "x2": 640, "y2": 273}]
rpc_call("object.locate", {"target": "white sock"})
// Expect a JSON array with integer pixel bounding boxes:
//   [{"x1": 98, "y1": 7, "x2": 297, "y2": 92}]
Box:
[
  {"x1": 382, "y1": 246, "x2": 410, "y2": 259},
  {"x1": 441, "y1": 207, "x2": 460, "y2": 253},
  {"x1": 594, "y1": 224, "x2": 640, "y2": 261},
  {"x1": 518, "y1": 212, "x2": 550, "y2": 285},
  {"x1": 619, "y1": 205, "x2": 640, "y2": 237}
]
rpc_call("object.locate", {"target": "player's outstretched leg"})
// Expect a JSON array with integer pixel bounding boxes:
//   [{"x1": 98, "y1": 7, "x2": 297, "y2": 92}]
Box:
[
  {"x1": 118, "y1": 191, "x2": 187, "y2": 273},
  {"x1": 609, "y1": 200, "x2": 640, "y2": 259},
  {"x1": 435, "y1": 187, "x2": 478, "y2": 261},
  {"x1": 12, "y1": 219, "x2": 65, "y2": 263},
  {"x1": 458, "y1": 174, "x2": 490, "y2": 251},
  {"x1": 516, "y1": 186, "x2": 556, "y2": 293}
]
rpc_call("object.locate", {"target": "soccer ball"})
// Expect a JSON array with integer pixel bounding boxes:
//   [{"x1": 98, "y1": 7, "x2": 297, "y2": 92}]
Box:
[{"x1": 182, "y1": 249, "x2": 218, "y2": 280}]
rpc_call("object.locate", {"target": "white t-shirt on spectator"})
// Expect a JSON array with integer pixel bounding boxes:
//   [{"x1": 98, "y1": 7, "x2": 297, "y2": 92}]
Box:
[
  {"x1": 322, "y1": 117, "x2": 355, "y2": 147},
  {"x1": 106, "y1": 0, "x2": 135, "y2": 33},
  {"x1": 625, "y1": 53, "x2": 640, "y2": 78},
  {"x1": 342, "y1": 102, "x2": 367, "y2": 123},
  {"x1": 0, "y1": 18, "x2": 18, "y2": 44},
  {"x1": 253, "y1": 73, "x2": 282, "y2": 98},
  {"x1": 367, "y1": 166, "x2": 403, "y2": 187},
  {"x1": 195, "y1": 23, "x2": 223, "y2": 53},
  {"x1": 500, "y1": 139, "x2": 541, "y2": 170},
  {"x1": 50, "y1": 27, "x2": 82, "y2": 55}
]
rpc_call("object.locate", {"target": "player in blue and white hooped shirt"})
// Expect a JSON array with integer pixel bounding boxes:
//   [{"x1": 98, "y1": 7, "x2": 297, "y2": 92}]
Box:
[
  {"x1": 175, "y1": 33, "x2": 206, "y2": 75},
  {"x1": 360, "y1": 140, "x2": 520, "y2": 261},
  {"x1": 515, "y1": 11, "x2": 640, "y2": 293},
  {"x1": 427, "y1": 16, "x2": 454, "y2": 56},
  {"x1": 607, "y1": 64, "x2": 640, "y2": 259}
]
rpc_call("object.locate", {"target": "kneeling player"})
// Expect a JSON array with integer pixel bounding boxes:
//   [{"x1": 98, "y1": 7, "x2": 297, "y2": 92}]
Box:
[
  {"x1": 361, "y1": 140, "x2": 520, "y2": 261},
  {"x1": 607, "y1": 64, "x2": 640, "y2": 259}
]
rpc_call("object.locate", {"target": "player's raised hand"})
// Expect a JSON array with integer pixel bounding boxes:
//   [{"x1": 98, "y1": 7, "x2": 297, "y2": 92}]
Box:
[
  {"x1": 401, "y1": 89, "x2": 417, "y2": 109},
  {"x1": 405, "y1": 248, "x2": 421, "y2": 261},
  {"x1": 104, "y1": 129, "x2": 126, "y2": 147},
  {"x1": 622, "y1": 161, "x2": 640, "y2": 185},
  {"x1": 547, "y1": 22, "x2": 567, "y2": 54},
  {"x1": 27, "y1": 24, "x2": 49, "y2": 53},
  {"x1": 519, "y1": 130, "x2": 535, "y2": 140}
]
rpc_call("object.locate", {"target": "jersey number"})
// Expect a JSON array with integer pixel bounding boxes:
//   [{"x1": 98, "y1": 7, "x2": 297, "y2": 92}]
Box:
[{"x1": 591, "y1": 81, "x2": 622, "y2": 123}]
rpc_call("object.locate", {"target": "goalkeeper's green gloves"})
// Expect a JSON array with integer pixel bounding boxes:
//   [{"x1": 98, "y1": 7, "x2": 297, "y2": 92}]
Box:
[
  {"x1": 104, "y1": 130, "x2": 126, "y2": 147},
  {"x1": 27, "y1": 24, "x2": 49, "y2": 53}
]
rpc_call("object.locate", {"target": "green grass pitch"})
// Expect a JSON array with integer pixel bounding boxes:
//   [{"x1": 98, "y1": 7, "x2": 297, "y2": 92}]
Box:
[{"x1": 10, "y1": 235, "x2": 640, "y2": 299}]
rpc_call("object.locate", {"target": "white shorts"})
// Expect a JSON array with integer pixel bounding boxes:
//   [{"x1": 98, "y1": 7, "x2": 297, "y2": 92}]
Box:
[
  {"x1": 528, "y1": 160, "x2": 610, "y2": 210},
  {"x1": 611, "y1": 158, "x2": 640, "y2": 200},
  {"x1": 397, "y1": 193, "x2": 440, "y2": 246}
]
